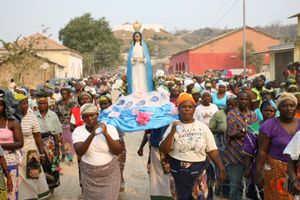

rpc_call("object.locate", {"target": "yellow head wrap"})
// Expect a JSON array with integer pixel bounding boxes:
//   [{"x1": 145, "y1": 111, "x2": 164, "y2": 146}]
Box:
[
  {"x1": 14, "y1": 93, "x2": 28, "y2": 102},
  {"x1": 99, "y1": 95, "x2": 112, "y2": 103},
  {"x1": 177, "y1": 93, "x2": 196, "y2": 107}
]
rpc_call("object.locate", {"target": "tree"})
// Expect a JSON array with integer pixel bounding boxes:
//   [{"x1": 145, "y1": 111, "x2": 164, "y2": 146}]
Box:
[
  {"x1": 0, "y1": 27, "x2": 50, "y2": 85},
  {"x1": 238, "y1": 41, "x2": 264, "y2": 72},
  {"x1": 58, "y1": 13, "x2": 121, "y2": 74}
]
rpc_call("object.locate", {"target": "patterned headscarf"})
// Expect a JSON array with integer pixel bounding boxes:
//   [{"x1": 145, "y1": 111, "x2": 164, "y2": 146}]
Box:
[
  {"x1": 79, "y1": 91, "x2": 93, "y2": 101},
  {"x1": 276, "y1": 92, "x2": 298, "y2": 108},
  {"x1": 201, "y1": 90, "x2": 211, "y2": 97},
  {"x1": 80, "y1": 103, "x2": 98, "y2": 115}
]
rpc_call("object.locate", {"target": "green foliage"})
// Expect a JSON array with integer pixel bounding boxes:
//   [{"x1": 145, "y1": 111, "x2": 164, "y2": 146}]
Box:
[
  {"x1": 82, "y1": 53, "x2": 93, "y2": 75},
  {"x1": 238, "y1": 42, "x2": 264, "y2": 72},
  {"x1": 58, "y1": 13, "x2": 121, "y2": 74}
]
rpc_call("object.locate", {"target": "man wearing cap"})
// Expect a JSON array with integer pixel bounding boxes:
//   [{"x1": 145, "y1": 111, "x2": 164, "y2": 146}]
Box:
[{"x1": 191, "y1": 88, "x2": 201, "y2": 106}]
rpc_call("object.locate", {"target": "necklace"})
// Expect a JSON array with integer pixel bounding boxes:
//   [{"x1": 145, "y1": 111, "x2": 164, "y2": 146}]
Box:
[{"x1": 180, "y1": 121, "x2": 195, "y2": 134}]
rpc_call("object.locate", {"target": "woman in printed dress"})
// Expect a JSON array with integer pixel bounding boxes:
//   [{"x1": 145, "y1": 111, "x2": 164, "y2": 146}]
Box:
[
  {"x1": 0, "y1": 90, "x2": 23, "y2": 200},
  {"x1": 34, "y1": 94, "x2": 62, "y2": 192},
  {"x1": 0, "y1": 144, "x2": 13, "y2": 199},
  {"x1": 55, "y1": 88, "x2": 77, "y2": 164},
  {"x1": 255, "y1": 92, "x2": 300, "y2": 200},
  {"x1": 160, "y1": 93, "x2": 226, "y2": 200}
]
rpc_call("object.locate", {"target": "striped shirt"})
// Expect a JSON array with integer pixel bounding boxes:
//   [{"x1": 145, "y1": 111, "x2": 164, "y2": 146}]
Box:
[
  {"x1": 21, "y1": 112, "x2": 41, "y2": 137},
  {"x1": 21, "y1": 112, "x2": 41, "y2": 150},
  {"x1": 224, "y1": 108, "x2": 256, "y2": 165}
]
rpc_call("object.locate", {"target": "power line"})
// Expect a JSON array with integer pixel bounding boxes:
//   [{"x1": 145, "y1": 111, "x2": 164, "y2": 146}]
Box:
[
  {"x1": 280, "y1": 0, "x2": 300, "y2": 6},
  {"x1": 212, "y1": 0, "x2": 240, "y2": 27}
]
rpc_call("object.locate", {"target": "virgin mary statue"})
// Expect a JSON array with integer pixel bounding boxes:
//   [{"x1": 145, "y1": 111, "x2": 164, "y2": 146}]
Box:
[{"x1": 127, "y1": 21, "x2": 153, "y2": 94}]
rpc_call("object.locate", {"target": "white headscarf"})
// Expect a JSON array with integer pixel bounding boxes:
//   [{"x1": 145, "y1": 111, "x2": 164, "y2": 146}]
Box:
[{"x1": 80, "y1": 103, "x2": 98, "y2": 115}]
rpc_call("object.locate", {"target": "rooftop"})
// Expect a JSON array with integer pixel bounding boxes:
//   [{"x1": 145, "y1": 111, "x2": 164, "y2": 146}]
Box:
[
  {"x1": 17, "y1": 33, "x2": 82, "y2": 56},
  {"x1": 288, "y1": 12, "x2": 300, "y2": 19},
  {"x1": 171, "y1": 26, "x2": 278, "y2": 57}
]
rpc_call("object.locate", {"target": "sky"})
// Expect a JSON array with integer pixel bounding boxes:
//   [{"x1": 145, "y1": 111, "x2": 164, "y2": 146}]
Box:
[{"x1": 0, "y1": 0, "x2": 299, "y2": 42}]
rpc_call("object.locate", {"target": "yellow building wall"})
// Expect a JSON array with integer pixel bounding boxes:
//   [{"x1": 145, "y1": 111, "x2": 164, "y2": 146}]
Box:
[
  {"x1": 295, "y1": 43, "x2": 300, "y2": 62},
  {"x1": 67, "y1": 52, "x2": 83, "y2": 78},
  {"x1": 0, "y1": 56, "x2": 56, "y2": 88},
  {"x1": 38, "y1": 50, "x2": 82, "y2": 78}
]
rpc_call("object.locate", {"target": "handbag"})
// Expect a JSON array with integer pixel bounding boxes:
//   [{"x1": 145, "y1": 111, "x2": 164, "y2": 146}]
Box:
[
  {"x1": 286, "y1": 174, "x2": 299, "y2": 195},
  {"x1": 284, "y1": 159, "x2": 300, "y2": 195},
  {"x1": 0, "y1": 167, "x2": 7, "y2": 192},
  {"x1": 159, "y1": 151, "x2": 170, "y2": 174}
]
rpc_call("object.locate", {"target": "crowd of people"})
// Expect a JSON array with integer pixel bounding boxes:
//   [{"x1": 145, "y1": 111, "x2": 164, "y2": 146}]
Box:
[{"x1": 0, "y1": 66, "x2": 299, "y2": 200}]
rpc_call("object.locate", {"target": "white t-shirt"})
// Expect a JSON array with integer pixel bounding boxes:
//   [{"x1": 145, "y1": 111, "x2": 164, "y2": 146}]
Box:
[
  {"x1": 70, "y1": 114, "x2": 77, "y2": 125},
  {"x1": 194, "y1": 103, "x2": 219, "y2": 126},
  {"x1": 161, "y1": 120, "x2": 217, "y2": 162},
  {"x1": 283, "y1": 130, "x2": 300, "y2": 160},
  {"x1": 72, "y1": 124, "x2": 120, "y2": 166},
  {"x1": 8, "y1": 82, "x2": 16, "y2": 92}
]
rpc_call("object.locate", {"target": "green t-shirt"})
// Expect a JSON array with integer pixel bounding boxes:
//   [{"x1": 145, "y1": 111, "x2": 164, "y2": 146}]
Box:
[{"x1": 209, "y1": 110, "x2": 227, "y2": 134}]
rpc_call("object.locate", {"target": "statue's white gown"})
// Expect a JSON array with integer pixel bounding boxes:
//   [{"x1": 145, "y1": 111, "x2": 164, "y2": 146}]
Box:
[{"x1": 131, "y1": 43, "x2": 147, "y2": 93}]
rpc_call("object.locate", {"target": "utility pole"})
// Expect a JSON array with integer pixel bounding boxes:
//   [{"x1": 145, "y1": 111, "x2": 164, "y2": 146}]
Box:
[
  {"x1": 243, "y1": 0, "x2": 247, "y2": 79},
  {"x1": 92, "y1": 52, "x2": 95, "y2": 76},
  {"x1": 93, "y1": 48, "x2": 98, "y2": 75}
]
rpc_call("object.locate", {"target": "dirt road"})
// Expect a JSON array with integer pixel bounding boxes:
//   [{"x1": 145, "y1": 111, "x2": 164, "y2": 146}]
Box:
[{"x1": 51, "y1": 132, "x2": 150, "y2": 200}]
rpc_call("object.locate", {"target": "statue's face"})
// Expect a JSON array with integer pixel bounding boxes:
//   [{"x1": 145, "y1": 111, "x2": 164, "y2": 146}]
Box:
[{"x1": 134, "y1": 33, "x2": 141, "y2": 42}]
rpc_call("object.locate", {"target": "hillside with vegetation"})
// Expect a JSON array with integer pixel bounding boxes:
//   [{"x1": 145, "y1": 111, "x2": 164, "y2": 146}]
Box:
[{"x1": 114, "y1": 23, "x2": 298, "y2": 60}]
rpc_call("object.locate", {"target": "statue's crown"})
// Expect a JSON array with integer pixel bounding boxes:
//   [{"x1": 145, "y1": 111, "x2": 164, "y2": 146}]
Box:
[{"x1": 133, "y1": 21, "x2": 142, "y2": 32}]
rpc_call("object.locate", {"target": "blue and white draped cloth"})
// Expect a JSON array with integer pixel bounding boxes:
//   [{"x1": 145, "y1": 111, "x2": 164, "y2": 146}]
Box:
[{"x1": 98, "y1": 91, "x2": 178, "y2": 132}]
